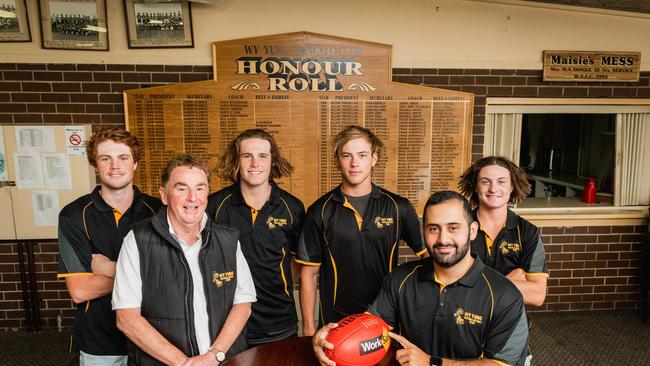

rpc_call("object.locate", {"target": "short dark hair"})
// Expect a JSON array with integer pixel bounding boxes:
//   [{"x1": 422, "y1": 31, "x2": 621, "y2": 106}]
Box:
[
  {"x1": 423, "y1": 191, "x2": 474, "y2": 225},
  {"x1": 216, "y1": 128, "x2": 293, "y2": 183},
  {"x1": 161, "y1": 154, "x2": 211, "y2": 187},
  {"x1": 86, "y1": 128, "x2": 140, "y2": 167},
  {"x1": 458, "y1": 156, "x2": 531, "y2": 207}
]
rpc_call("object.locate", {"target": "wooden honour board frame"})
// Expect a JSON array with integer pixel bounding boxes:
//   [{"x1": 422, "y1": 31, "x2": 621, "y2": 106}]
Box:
[{"x1": 124, "y1": 32, "x2": 474, "y2": 213}]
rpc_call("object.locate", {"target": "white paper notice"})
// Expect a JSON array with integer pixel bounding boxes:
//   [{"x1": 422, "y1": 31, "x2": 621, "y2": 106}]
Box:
[
  {"x1": 32, "y1": 191, "x2": 59, "y2": 226},
  {"x1": 42, "y1": 153, "x2": 72, "y2": 190},
  {"x1": 65, "y1": 126, "x2": 86, "y2": 156},
  {"x1": 0, "y1": 128, "x2": 7, "y2": 181},
  {"x1": 13, "y1": 153, "x2": 44, "y2": 189},
  {"x1": 15, "y1": 126, "x2": 56, "y2": 153}
]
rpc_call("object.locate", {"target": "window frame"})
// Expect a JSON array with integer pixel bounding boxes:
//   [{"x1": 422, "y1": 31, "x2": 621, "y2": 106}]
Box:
[{"x1": 484, "y1": 98, "x2": 650, "y2": 227}]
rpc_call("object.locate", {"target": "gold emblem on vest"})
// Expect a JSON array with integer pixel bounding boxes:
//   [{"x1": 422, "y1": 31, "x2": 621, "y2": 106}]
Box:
[
  {"x1": 212, "y1": 271, "x2": 235, "y2": 287},
  {"x1": 499, "y1": 241, "x2": 521, "y2": 254},
  {"x1": 374, "y1": 217, "x2": 394, "y2": 229},
  {"x1": 266, "y1": 216, "x2": 287, "y2": 229},
  {"x1": 454, "y1": 307, "x2": 483, "y2": 326}
]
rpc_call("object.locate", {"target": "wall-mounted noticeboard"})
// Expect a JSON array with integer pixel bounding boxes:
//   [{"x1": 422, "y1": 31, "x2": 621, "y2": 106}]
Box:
[{"x1": 0, "y1": 125, "x2": 96, "y2": 240}]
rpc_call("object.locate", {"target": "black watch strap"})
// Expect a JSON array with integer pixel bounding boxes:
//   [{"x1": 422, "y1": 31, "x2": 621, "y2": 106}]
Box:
[{"x1": 430, "y1": 355, "x2": 443, "y2": 366}]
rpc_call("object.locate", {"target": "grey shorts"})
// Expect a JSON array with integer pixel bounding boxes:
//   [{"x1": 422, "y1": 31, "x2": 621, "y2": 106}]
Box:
[{"x1": 79, "y1": 351, "x2": 127, "y2": 366}]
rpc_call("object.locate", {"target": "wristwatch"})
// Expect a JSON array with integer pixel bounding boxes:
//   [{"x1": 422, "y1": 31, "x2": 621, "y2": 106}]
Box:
[
  {"x1": 208, "y1": 346, "x2": 226, "y2": 364},
  {"x1": 429, "y1": 355, "x2": 442, "y2": 366}
]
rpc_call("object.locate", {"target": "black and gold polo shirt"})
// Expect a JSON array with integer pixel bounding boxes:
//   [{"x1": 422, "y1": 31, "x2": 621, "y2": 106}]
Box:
[
  {"x1": 297, "y1": 184, "x2": 426, "y2": 324},
  {"x1": 207, "y1": 182, "x2": 305, "y2": 345},
  {"x1": 472, "y1": 209, "x2": 548, "y2": 278},
  {"x1": 57, "y1": 185, "x2": 161, "y2": 355},
  {"x1": 368, "y1": 256, "x2": 528, "y2": 366}
]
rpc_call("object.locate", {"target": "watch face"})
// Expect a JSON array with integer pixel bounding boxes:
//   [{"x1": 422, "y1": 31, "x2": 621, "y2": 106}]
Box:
[{"x1": 216, "y1": 351, "x2": 226, "y2": 362}]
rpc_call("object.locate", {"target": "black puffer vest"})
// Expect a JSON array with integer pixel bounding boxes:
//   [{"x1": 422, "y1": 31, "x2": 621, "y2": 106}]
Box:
[{"x1": 127, "y1": 208, "x2": 246, "y2": 365}]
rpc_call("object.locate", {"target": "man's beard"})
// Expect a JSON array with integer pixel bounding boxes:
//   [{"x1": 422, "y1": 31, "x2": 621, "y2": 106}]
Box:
[{"x1": 428, "y1": 236, "x2": 471, "y2": 268}]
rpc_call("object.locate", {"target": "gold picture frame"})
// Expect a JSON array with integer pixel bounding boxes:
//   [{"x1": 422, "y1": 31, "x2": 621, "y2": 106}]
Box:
[
  {"x1": 124, "y1": 0, "x2": 193, "y2": 49},
  {"x1": 0, "y1": 0, "x2": 31, "y2": 42},
  {"x1": 38, "y1": 0, "x2": 108, "y2": 50}
]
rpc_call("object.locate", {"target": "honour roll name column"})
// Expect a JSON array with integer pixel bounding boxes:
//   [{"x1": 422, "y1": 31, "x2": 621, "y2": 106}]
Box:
[
  {"x1": 430, "y1": 101, "x2": 463, "y2": 192},
  {"x1": 397, "y1": 99, "x2": 432, "y2": 206},
  {"x1": 182, "y1": 98, "x2": 211, "y2": 166}
]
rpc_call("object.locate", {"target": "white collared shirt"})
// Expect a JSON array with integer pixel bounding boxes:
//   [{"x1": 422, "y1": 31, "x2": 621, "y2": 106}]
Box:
[{"x1": 113, "y1": 212, "x2": 256, "y2": 353}]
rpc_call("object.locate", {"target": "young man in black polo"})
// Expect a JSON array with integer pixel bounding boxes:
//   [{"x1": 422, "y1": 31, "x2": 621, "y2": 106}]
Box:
[
  {"x1": 57, "y1": 128, "x2": 161, "y2": 365},
  {"x1": 313, "y1": 191, "x2": 529, "y2": 366},
  {"x1": 207, "y1": 129, "x2": 305, "y2": 346},
  {"x1": 297, "y1": 125, "x2": 426, "y2": 336}
]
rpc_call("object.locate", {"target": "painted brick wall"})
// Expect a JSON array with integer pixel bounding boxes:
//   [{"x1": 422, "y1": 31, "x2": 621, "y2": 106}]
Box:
[{"x1": 0, "y1": 63, "x2": 648, "y2": 329}]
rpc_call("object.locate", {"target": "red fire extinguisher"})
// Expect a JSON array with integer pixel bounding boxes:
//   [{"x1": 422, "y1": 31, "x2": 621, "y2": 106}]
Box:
[{"x1": 582, "y1": 178, "x2": 598, "y2": 203}]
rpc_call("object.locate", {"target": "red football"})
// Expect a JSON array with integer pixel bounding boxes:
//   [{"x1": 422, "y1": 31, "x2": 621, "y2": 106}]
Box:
[{"x1": 324, "y1": 313, "x2": 391, "y2": 366}]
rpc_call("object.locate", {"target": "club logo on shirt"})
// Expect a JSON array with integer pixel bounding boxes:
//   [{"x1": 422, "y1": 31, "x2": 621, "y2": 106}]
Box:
[
  {"x1": 266, "y1": 216, "x2": 287, "y2": 229},
  {"x1": 374, "y1": 217, "x2": 394, "y2": 229},
  {"x1": 454, "y1": 307, "x2": 483, "y2": 326},
  {"x1": 499, "y1": 241, "x2": 521, "y2": 254},
  {"x1": 212, "y1": 271, "x2": 235, "y2": 287}
]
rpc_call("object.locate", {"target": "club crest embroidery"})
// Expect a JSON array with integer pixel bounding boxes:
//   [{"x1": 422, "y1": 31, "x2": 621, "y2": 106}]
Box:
[
  {"x1": 266, "y1": 216, "x2": 287, "y2": 229},
  {"x1": 454, "y1": 307, "x2": 465, "y2": 325},
  {"x1": 454, "y1": 306, "x2": 483, "y2": 326},
  {"x1": 212, "y1": 271, "x2": 235, "y2": 287},
  {"x1": 374, "y1": 217, "x2": 394, "y2": 229},
  {"x1": 499, "y1": 241, "x2": 521, "y2": 254}
]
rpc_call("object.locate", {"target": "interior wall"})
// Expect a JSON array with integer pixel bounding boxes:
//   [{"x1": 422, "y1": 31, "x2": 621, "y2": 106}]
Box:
[{"x1": 2, "y1": 0, "x2": 649, "y2": 69}]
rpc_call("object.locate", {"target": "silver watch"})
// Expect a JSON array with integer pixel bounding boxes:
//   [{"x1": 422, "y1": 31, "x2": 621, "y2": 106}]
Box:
[{"x1": 209, "y1": 347, "x2": 226, "y2": 363}]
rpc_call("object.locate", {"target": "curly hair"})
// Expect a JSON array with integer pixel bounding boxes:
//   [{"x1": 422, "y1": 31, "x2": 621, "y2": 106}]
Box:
[
  {"x1": 86, "y1": 128, "x2": 140, "y2": 168},
  {"x1": 332, "y1": 125, "x2": 384, "y2": 158},
  {"x1": 216, "y1": 129, "x2": 293, "y2": 183},
  {"x1": 458, "y1": 156, "x2": 531, "y2": 207},
  {"x1": 161, "y1": 154, "x2": 211, "y2": 187}
]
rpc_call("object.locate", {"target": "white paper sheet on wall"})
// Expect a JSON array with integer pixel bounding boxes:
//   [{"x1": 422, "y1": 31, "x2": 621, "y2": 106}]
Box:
[
  {"x1": 13, "y1": 153, "x2": 44, "y2": 189},
  {"x1": 0, "y1": 128, "x2": 7, "y2": 181},
  {"x1": 15, "y1": 126, "x2": 56, "y2": 153},
  {"x1": 42, "y1": 153, "x2": 72, "y2": 190},
  {"x1": 32, "y1": 191, "x2": 59, "y2": 226}
]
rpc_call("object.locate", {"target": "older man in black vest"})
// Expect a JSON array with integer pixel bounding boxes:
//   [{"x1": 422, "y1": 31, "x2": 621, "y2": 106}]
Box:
[{"x1": 112, "y1": 154, "x2": 256, "y2": 366}]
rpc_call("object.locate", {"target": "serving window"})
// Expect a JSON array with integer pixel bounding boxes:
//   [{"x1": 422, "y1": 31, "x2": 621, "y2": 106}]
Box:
[{"x1": 484, "y1": 98, "x2": 650, "y2": 223}]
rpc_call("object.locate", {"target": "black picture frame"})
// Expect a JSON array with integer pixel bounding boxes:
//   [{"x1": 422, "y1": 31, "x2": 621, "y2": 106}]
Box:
[{"x1": 124, "y1": 0, "x2": 193, "y2": 49}]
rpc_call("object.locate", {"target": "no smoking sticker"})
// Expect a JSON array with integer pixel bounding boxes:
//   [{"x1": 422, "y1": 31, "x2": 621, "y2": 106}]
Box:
[
  {"x1": 69, "y1": 133, "x2": 82, "y2": 146},
  {"x1": 65, "y1": 126, "x2": 86, "y2": 156}
]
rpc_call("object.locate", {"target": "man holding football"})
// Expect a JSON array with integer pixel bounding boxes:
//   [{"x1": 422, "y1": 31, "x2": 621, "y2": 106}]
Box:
[{"x1": 312, "y1": 191, "x2": 529, "y2": 366}]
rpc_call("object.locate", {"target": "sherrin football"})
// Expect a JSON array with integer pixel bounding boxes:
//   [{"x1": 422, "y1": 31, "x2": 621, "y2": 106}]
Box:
[{"x1": 324, "y1": 313, "x2": 391, "y2": 366}]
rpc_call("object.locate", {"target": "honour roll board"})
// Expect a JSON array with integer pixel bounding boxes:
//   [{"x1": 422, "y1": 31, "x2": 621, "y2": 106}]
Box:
[{"x1": 124, "y1": 32, "x2": 474, "y2": 213}]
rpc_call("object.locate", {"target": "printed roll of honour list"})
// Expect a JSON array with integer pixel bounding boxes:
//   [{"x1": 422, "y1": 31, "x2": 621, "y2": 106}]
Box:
[{"x1": 123, "y1": 32, "x2": 474, "y2": 212}]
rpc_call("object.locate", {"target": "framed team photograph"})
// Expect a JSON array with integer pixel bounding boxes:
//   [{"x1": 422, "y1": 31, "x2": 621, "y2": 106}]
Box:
[
  {"x1": 38, "y1": 0, "x2": 108, "y2": 50},
  {"x1": 0, "y1": 0, "x2": 31, "y2": 42},
  {"x1": 124, "y1": 0, "x2": 193, "y2": 49}
]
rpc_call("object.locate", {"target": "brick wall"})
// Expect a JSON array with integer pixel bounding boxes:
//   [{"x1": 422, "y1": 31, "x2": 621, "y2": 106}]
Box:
[
  {"x1": 539, "y1": 225, "x2": 645, "y2": 311},
  {"x1": 0, "y1": 63, "x2": 213, "y2": 127},
  {"x1": 0, "y1": 240, "x2": 72, "y2": 329},
  {"x1": 0, "y1": 63, "x2": 648, "y2": 329}
]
